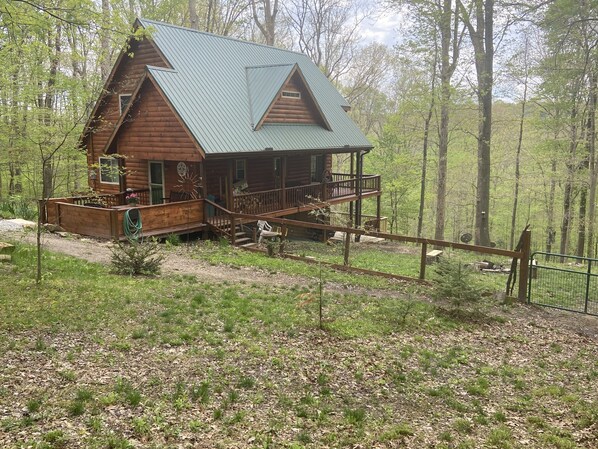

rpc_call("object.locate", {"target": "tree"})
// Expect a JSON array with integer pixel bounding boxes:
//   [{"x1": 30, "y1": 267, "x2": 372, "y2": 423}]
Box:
[
  {"x1": 251, "y1": 0, "x2": 279, "y2": 45},
  {"x1": 284, "y1": 0, "x2": 365, "y2": 83},
  {"x1": 457, "y1": 0, "x2": 494, "y2": 246}
]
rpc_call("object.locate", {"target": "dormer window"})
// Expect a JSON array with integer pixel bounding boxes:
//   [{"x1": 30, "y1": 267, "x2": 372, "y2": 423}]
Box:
[
  {"x1": 119, "y1": 94, "x2": 132, "y2": 114},
  {"x1": 282, "y1": 91, "x2": 301, "y2": 99}
]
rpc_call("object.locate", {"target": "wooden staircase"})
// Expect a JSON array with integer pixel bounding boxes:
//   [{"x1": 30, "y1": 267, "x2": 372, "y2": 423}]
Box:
[{"x1": 204, "y1": 199, "x2": 257, "y2": 248}]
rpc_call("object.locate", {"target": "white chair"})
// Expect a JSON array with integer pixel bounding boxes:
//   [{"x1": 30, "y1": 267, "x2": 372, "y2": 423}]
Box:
[{"x1": 257, "y1": 220, "x2": 281, "y2": 244}]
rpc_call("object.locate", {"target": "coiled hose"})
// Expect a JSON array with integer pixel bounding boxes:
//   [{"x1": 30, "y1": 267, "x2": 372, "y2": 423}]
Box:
[{"x1": 124, "y1": 208, "x2": 143, "y2": 242}]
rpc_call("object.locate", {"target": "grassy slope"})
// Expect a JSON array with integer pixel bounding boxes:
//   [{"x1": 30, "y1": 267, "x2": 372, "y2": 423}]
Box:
[{"x1": 0, "y1": 242, "x2": 597, "y2": 449}]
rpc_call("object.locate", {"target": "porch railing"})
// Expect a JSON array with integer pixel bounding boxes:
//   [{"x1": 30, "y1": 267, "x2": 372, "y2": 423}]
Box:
[
  {"x1": 69, "y1": 188, "x2": 150, "y2": 207},
  {"x1": 230, "y1": 174, "x2": 381, "y2": 215}
]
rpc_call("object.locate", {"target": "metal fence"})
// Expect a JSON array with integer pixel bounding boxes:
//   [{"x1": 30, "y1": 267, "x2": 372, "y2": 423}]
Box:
[{"x1": 528, "y1": 251, "x2": 598, "y2": 316}]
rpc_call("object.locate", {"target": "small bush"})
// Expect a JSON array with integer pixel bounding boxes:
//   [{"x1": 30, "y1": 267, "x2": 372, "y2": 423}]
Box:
[
  {"x1": 165, "y1": 233, "x2": 181, "y2": 246},
  {"x1": 432, "y1": 259, "x2": 483, "y2": 307},
  {"x1": 110, "y1": 239, "x2": 164, "y2": 276},
  {"x1": 0, "y1": 196, "x2": 37, "y2": 220}
]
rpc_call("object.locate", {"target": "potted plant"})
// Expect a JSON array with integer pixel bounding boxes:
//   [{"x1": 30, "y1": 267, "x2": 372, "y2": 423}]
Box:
[{"x1": 126, "y1": 192, "x2": 139, "y2": 206}]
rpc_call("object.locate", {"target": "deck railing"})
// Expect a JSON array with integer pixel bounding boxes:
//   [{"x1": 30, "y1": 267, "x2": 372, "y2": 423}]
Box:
[
  {"x1": 230, "y1": 174, "x2": 381, "y2": 215},
  {"x1": 285, "y1": 183, "x2": 323, "y2": 207},
  {"x1": 69, "y1": 189, "x2": 151, "y2": 207}
]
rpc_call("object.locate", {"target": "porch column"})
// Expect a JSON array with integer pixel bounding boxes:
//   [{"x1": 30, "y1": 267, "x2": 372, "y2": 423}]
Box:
[
  {"x1": 227, "y1": 159, "x2": 234, "y2": 211},
  {"x1": 281, "y1": 156, "x2": 287, "y2": 210},
  {"x1": 199, "y1": 161, "x2": 207, "y2": 199}
]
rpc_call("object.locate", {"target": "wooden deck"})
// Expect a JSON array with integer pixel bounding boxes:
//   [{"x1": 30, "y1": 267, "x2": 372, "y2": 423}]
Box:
[
  {"x1": 231, "y1": 174, "x2": 381, "y2": 216},
  {"x1": 43, "y1": 198, "x2": 205, "y2": 240},
  {"x1": 41, "y1": 174, "x2": 381, "y2": 240}
]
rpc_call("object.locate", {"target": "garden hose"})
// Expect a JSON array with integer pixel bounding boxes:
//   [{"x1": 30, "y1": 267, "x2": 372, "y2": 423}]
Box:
[{"x1": 124, "y1": 208, "x2": 143, "y2": 242}]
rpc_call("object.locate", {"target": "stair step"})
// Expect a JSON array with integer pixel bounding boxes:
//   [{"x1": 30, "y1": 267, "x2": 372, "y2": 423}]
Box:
[
  {"x1": 240, "y1": 242, "x2": 257, "y2": 248},
  {"x1": 234, "y1": 237, "x2": 252, "y2": 245}
]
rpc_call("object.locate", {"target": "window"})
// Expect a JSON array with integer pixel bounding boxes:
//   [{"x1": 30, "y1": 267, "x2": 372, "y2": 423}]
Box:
[
  {"x1": 235, "y1": 159, "x2": 246, "y2": 182},
  {"x1": 119, "y1": 94, "x2": 132, "y2": 114},
  {"x1": 99, "y1": 157, "x2": 120, "y2": 184},
  {"x1": 282, "y1": 90, "x2": 301, "y2": 99}
]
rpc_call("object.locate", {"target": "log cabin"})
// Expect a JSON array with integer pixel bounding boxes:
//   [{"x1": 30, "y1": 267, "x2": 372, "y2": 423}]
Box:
[{"x1": 43, "y1": 18, "x2": 382, "y2": 242}]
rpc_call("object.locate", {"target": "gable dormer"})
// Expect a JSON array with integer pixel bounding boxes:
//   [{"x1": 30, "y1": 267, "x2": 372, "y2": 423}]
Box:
[{"x1": 247, "y1": 64, "x2": 330, "y2": 131}]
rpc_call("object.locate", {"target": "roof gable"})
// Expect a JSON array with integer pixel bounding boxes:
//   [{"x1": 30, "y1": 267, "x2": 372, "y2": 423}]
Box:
[
  {"x1": 246, "y1": 64, "x2": 294, "y2": 129},
  {"x1": 133, "y1": 18, "x2": 371, "y2": 154}
]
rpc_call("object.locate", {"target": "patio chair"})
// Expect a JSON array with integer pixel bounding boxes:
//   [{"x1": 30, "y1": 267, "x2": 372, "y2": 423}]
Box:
[{"x1": 257, "y1": 220, "x2": 281, "y2": 244}]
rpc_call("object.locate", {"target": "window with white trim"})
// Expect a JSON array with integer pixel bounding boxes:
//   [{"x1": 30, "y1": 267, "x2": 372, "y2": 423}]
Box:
[
  {"x1": 282, "y1": 90, "x2": 301, "y2": 99},
  {"x1": 235, "y1": 159, "x2": 246, "y2": 182},
  {"x1": 99, "y1": 157, "x2": 120, "y2": 184},
  {"x1": 119, "y1": 94, "x2": 132, "y2": 114}
]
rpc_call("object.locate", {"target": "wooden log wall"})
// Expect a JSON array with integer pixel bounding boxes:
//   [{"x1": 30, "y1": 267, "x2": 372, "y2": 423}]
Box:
[
  {"x1": 87, "y1": 37, "x2": 169, "y2": 192},
  {"x1": 263, "y1": 73, "x2": 325, "y2": 127},
  {"x1": 117, "y1": 82, "x2": 200, "y2": 162}
]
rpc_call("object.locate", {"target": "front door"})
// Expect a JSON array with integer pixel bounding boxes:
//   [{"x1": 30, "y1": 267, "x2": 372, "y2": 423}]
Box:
[{"x1": 149, "y1": 161, "x2": 165, "y2": 205}]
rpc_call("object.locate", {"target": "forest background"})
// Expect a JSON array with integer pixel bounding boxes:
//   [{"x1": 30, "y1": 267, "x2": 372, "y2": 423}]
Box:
[{"x1": 0, "y1": 0, "x2": 596, "y2": 256}]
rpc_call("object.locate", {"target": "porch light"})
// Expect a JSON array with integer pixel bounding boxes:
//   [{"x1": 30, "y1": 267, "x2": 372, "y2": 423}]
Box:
[{"x1": 89, "y1": 169, "x2": 97, "y2": 180}]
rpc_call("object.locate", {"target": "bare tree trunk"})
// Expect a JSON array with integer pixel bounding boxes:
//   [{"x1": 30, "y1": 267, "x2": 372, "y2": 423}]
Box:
[
  {"x1": 576, "y1": 187, "x2": 587, "y2": 256},
  {"x1": 587, "y1": 71, "x2": 597, "y2": 258},
  {"x1": 100, "y1": 0, "x2": 111, "y2": 81},
  {"x1": 434, "y1": 0, "x2": 460, "y2": 241},
  {"x1": 419, "y1": 44, "x2": 439, "y2": 238},
  {"x1": 251, "y1": 0, "x2": 279, "y2": 46},
  {"x1": 546, "y1": 158, "x2": 557, "y2": 259},
  {"x1": 509, "y1": 39, "x2": 529, "y2": 249},
  {"x1": 459, "y1": 0, "x2": 494, "y2": 246},
  {"x1": 189, "y1": 0, "x2": 199, "y2": 30}
]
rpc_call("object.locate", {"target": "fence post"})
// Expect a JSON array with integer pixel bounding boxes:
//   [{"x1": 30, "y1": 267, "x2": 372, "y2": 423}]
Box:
[
  {"x1": 343, "y1": 229, "x2": 351, "y2": 266},
  {"x1": 420, "y1": 242, "x2": 427, "y2": 280},
  {"x1": 517, "y1": 229, "x2": 531, "y2": 301}
]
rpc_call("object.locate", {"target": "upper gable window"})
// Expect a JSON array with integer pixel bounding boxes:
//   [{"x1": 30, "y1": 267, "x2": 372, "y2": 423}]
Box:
[
  {"x1": 282, "y1": 91, "x2": 301, "y2": 99},
  {"x1": 119, "y1": 94, "x2": 132, "y2": 114}
]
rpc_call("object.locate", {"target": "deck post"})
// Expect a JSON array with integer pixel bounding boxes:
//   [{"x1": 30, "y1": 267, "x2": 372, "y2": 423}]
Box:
[
  {"x1": 419, "y1": 242, "x2": 427, "y2": 280},
  {"x1": 376, "y1": 195, "x2": 381, "y2": 231},
  {"x1": 230, "y1": 215, "x2": 236, "y2": 245},
  {"x1": 517, "y1": 229, "x2": 531, "y2": 301},
  {"x1": 281, "y1": 156, "x2": 287, "y2": 210},
  {"x1": 344, "y1": 229, "x2": 351, "y2": 266},
  {"x1": 199, "y1": 162, "x2": 207, "y2": 199}
]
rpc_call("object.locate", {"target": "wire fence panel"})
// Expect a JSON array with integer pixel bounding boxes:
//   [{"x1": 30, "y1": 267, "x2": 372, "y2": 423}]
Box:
[{"x1": 529, "y1": 252, "x2": 598, "y2": 316}]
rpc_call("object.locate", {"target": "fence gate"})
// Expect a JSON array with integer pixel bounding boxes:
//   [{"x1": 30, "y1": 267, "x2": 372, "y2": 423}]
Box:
[{"x1": 528, "y1": 252, "x2": 598, "y2": 316}]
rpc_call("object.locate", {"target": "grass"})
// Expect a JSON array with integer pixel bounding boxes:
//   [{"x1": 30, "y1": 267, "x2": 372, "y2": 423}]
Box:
[{"x1": 0, "y1": 239, "x2": 597, "y2": 448}]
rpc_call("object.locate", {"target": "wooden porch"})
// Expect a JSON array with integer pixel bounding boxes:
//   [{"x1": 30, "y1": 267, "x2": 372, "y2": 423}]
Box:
[
  {"x1": 41, "y1": 173, "x2": 381, "y2": 241},
  {"x1": 230, "y1": 173, "x2": 381, "y2": 216}
]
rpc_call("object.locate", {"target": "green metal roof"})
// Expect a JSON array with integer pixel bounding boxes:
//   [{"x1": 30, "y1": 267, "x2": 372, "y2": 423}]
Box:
[{"x1": 140, "y1": 19, "x2": 372, "y2": 154}]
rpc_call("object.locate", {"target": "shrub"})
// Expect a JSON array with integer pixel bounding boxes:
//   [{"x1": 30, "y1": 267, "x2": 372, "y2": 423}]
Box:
[
  {"x1": 432, "y1": 259, "x2": 482, "y2": 307},
  {"x1": 0, "y1": 196, "x2": 37, "y2": 220},
  {"x1": 110, "y1": 239, "x2": 164, "y2": 276}
]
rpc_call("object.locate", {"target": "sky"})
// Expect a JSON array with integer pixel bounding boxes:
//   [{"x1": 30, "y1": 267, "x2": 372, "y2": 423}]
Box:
[{"x1": 360, "y1": 13, "x2": 403, "y2": 47}]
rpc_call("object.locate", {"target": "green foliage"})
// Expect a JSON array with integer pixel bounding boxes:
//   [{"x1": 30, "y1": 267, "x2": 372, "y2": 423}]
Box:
[
  {"x1": 110, "y1": 240, "x2": 164, "y2": 276},
  {"x1": 0, "y1": 196, "x2": 37, "y2": 220},
  {"x1": 432, "y1": 259, "x2": 483, "y2": 307},
  {"x1": 165, "y1": 233, "x2": 181, "y2": 246}
]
